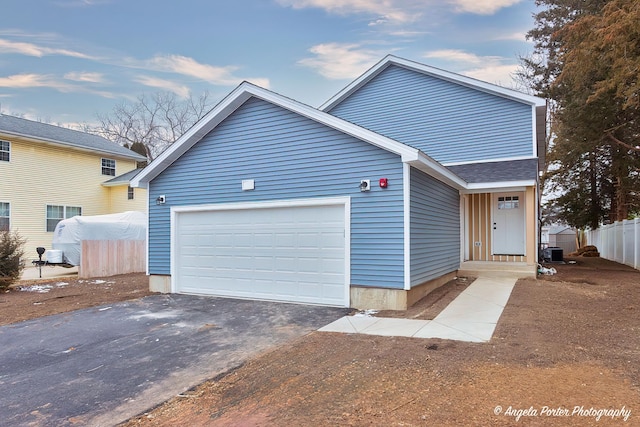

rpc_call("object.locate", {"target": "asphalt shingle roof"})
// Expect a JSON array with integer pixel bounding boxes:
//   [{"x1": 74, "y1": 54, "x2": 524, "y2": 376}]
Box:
[
  {"x1": 446, "y1": 158, "x2": 539, "y2": 183},
  {"x1": 102, "y1": 168, "x2": 144, "y2": 186},
  {"x1": 0, "y1": 114, "x2": 146, "y2": 161}
]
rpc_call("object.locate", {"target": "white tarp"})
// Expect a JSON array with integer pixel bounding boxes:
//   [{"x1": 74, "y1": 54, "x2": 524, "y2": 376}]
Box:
[{"x1": 52, "y1": 211, "x2": 146, "y2": 266}]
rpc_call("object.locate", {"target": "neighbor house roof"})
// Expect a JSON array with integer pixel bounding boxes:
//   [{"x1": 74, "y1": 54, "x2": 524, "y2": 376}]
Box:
[
  {"x1": 101, "y1": 168, "x2": 144, "y2": 187},
  {"x1": 0, "y1": 114, "x2": 147, "y2": 161},
  {"x1": 320, "y1": 55, "x2": 548, "y2": 170},
  {"x1": 131, "y1": 81, "x2": 468, "y2": 191}
]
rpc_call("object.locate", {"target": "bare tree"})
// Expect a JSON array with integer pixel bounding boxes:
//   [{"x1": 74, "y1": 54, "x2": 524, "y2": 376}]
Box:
[{"x1": 94, "y1": 91, "x2": 213, "y2": 161}]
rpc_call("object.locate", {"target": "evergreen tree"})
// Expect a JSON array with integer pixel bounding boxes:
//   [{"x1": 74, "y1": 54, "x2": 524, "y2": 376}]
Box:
[{"x1": 521, "y1": 0, "x2": 640, "y2": 228}]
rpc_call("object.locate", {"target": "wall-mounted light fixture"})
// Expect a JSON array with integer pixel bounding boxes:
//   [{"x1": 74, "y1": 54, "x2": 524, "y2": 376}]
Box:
[
  {"x1": 359, "y1": 179, "x2": 370, "y2": 192},
  {"x1": 156, "y1": 195, "x2": 166, "y2": 205}
]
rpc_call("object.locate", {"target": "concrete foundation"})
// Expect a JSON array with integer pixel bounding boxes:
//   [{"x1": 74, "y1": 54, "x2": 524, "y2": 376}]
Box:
[
  {"x1": 350, "y1": 271, "x2": 458, "y2": 311},
  {"x1": 150, "y1": 271, "x2": 464, "y2": 311},
  {"x1": 149, "y1": 275, "x2": 171, "y2": 293}
]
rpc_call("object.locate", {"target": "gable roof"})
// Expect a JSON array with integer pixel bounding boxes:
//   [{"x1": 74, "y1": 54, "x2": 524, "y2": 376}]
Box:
[
  {"x1": 321, "y1": 55, "x2": 546, "y2": 111},
  {"x1": 0, "y1": 114, "x2": 147, "y2": 161},
  {"x1": 321, "y1": 55, "x2": 547, "y2": 170},
  {"x1": 131, "y1": 81, "x2": 467, "y2": 190}
]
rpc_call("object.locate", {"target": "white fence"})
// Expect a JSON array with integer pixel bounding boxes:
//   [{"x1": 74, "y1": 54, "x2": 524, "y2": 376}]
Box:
[{"x1": 586, "y1": 218, "x2": 640, "y2": 270}]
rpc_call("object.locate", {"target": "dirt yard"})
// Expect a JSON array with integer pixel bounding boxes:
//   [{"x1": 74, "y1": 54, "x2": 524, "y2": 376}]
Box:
[
  {"x1": 2, "y1": 258, "x2": 639, "y2": 426},
  {"x1": 0, "y1": 272, "x2": 153, "y2": 326}
]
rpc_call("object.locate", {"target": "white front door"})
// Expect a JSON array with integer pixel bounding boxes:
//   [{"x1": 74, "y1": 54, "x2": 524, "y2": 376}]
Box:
[{"x1": 492, "y1": 193, "x2": 525, "y2": 255}]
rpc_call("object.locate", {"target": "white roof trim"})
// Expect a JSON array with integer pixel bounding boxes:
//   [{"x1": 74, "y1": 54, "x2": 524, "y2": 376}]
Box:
[
  {"x1": 442, "y1": 156, "x2": 538, "y2": 167},
  {"x1": 407, "y1": 152, "x2": 467, "y2": 190},
  {"x1": 132, "y1": 82, "x2": 422, "y2": 187},
  {"x1": 320, "y1": 55, "x2": 546, "y2": 112},
  {"x1": 462, "y1": 180, "x2": 536, "y2": 194}
]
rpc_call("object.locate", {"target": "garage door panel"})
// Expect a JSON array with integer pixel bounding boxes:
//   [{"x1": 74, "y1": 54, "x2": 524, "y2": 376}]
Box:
[{"x1": 174, "y1": 203, "x2": 347, "y2": 306}]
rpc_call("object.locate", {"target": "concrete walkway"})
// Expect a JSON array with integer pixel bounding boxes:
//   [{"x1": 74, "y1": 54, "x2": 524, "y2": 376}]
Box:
[{"x1": 319, "y1": 276, "x2": 518, "y2": 343}]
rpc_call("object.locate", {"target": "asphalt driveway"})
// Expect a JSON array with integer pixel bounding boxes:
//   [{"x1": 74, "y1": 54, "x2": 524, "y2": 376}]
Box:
[{"x1": 0, "y1": 294, "x2": 348, "y2": 427}]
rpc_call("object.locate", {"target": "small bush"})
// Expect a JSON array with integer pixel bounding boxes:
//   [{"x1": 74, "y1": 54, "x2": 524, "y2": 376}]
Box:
[{"x1": 0, "y1": 230, "x2": 26, "y2": 290}]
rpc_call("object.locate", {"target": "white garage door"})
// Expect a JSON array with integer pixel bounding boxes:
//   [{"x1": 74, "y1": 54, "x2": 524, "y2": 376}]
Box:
[{"x1": 174, "y1": 202, "x2": 347, "y2": 306}]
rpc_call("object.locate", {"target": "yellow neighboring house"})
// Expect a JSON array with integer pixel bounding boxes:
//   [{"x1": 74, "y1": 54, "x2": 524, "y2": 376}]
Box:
[{"x1": 0, "y1": 114, "x2": 148, "y2": 256}]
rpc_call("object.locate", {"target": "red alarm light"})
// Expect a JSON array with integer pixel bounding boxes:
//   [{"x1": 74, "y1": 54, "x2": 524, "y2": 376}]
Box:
[{"x1": 379, "y1": 178, "x2": 388, "y2": 188}]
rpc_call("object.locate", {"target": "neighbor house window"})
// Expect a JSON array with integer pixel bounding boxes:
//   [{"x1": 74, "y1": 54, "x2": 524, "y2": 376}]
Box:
[
  {"x1": 102, "y1": 158, "x2": 116, "y2": 176},
  {"x1": 0, "y1": 202, "x2": 9, "y2": 231},
  {"x1": 65, "y1": 206, "x2": 82, "y2": 218},
  {"x1": 0, "y1": 140, "x2": 9, "y2": 162},
  {"x1": 127, "y1": 186, "x2": 134, "y2": 200},
  {"x1": 46, "y1": 205, "x2": 82, "y2": 232}
]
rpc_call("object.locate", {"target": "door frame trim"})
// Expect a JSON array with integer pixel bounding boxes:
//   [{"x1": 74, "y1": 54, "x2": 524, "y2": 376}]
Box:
[{"x1": 491, "y1": 191, "x2": 526, "y2": 256}]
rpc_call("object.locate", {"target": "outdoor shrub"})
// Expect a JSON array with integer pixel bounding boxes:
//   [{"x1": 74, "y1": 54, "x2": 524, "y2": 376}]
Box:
[{"x1": 0, "y1": 230, "x2": 25, "y2": 290}]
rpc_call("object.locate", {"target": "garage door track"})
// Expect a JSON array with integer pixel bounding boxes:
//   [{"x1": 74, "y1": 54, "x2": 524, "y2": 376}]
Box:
[{"x1": 0, "y1": 294, "x2": 348, "y2": 427}]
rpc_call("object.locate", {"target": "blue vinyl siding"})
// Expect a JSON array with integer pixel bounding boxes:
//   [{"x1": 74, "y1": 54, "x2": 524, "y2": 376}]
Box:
[
  {"x1": 328, "y1": 64, "x2": 534, "y2": 164},
  {"x1": 410, "y1": 167, "x2": 460, "y2": 286},
  {"x1": 149, "y1": 97, "x2": 405, "y2": 289}
]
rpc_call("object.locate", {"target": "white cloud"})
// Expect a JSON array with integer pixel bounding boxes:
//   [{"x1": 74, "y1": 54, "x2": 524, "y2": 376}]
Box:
[
  {"x1": 423, "y1": 49, "x2": 518, "y2": 86},
  {"x1": 53, "y1": 0, "x2": 112, "y2": 7},
  {"x1": 450, "y1": 0, "x2": 522, "y2": 15},
  {"x1": 147, "y1": 55, "x2": 241, "y2": 85},
  {"x1": 0, "y1": 73, "x2": 72, "y2": 90},
  {"x1": 0, "y1": 73, "x2": 118, "y2": 98},
  {"x1": 126, "y1": 54, "x2": 270, "y2": 88},
  {"x1": 0, "y1": 38, "x2": 93, "y2": 59},
  {"x1": 277, "y1": 0, "x2": 421, "y2": 24},
  {"x1": 463, "y1": 64, "x2": 519, "y2": 86},
  {"x1": 134, "y1": 75, "x2": 191, "y2": 98},
  {"x1": 64, "y1": 71, "x2": 105, "y2": 83},
  {"x1": 278, "y1": 0, "x2": 520, "y2": 25},
  {"x1": 298, "y1": 43, "x2": 382, "y2": 79},
  {"x1": 424, "y1": 49, "x2": 503, "y2": 66},
  {"x1": 493, "y1": 31, "x2": 528, "y2": 42}
]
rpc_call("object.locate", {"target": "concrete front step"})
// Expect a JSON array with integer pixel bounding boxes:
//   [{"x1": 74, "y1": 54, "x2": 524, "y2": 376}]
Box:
[{"x1": 458, "y1": 261, "x2": 537, "y2": 279}]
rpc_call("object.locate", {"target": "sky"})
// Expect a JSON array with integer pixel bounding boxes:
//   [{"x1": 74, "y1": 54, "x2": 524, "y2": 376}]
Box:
[{"x1": 0, "y1": 0, "x2": 539, "y2": 128}]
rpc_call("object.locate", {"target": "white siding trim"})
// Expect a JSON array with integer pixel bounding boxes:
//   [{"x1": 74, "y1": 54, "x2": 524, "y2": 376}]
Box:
[
  {"x1": 408, "y1": 152, "x2": 467, "y2": 190},
  {"x1": 144, "y1": 206, "x2": 150, "y2": 276},
  {"x1": 170, "y1": 196, "x2": 351, "y2": 302},
  {"x1": 403, "y1": 163, "x2": 411, "y2": 290},
  {"x1": 464, "y1": 181, "x2": 535, "y2": 193},
  {"x1": 531, "y1": 106, "x2": 538, "y2": 157},
  {"x1": 170, "y1": 207, "x2": 177, "y2": 292},
  {"x1": 460, "y1": 195, "x2": 466, "y2": 263},
  {"x1": 442, "y1": 155, "x2": 537, "y2": 167}
]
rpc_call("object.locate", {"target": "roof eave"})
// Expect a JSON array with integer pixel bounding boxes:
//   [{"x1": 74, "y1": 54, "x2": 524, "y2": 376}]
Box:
[
  {"x1": 0, "y1": 130, "x2": 147, "y2": 162},
  {"x1": 462, "y1": 180, "x2": 537, "y2": 194},
  {"x1": 406, "y1": 151, "x2": 467, "y2": 190}
]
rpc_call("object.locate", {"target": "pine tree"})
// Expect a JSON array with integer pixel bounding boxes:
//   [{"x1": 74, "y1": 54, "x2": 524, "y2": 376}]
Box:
[{"x1": 521, "y1": 0, "x2": 640, "y2": 228}]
